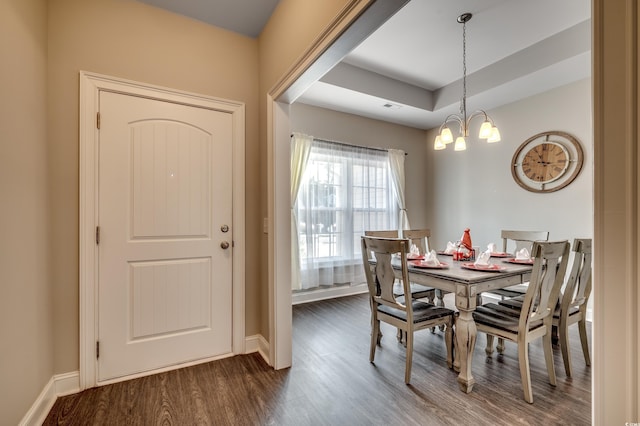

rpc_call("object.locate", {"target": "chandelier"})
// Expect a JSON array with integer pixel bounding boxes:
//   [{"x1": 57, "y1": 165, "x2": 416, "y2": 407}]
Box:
[{"x1": 434, "y1": 13, "x2": 501, "y2": 151}]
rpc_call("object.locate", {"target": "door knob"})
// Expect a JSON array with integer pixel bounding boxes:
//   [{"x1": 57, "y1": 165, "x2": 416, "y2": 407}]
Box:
[{"x1": 220, "y1": 241, "x2": 230, "y2": 250}]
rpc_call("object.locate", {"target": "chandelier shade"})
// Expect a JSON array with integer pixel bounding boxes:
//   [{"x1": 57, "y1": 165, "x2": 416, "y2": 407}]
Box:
[{"x1": 434, "y1": 13, "x2": 501, "y2": 151}]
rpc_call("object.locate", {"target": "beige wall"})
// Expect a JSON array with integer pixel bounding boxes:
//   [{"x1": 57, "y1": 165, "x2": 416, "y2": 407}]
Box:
[
  {"x1": 47, "y1": 0, "x2": 260, "y2": 373},
  {"x1": 258, "y1": 0, "x2": 354, "y2": 334},
  {"x1": 424, "y1": 78, "x2": 593, "y2": 250},
  {"x1": 0, "y1": 0, "x2": 53, "y2": 423},
  {"x1": 290, "y1": 103, "x2": 430, "y2": 229}
]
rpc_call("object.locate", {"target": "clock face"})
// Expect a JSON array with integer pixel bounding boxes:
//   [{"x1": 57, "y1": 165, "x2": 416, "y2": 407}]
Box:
[
  {"x1": 512, "y1": 131, "x2": 583, "y2": 193},
  {"x1": 521, "y1": 142, "x2": 569, "y2": 183}
]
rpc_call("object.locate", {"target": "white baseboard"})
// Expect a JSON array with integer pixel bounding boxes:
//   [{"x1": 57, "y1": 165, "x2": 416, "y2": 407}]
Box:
[
  {"x1": 292, "y1": 284, "x2": 368, "y2": 305},
  {"x1": 20, "y1": 371, "x2": 80, "y2": 426},
  {"x1": 245, "y1": 334, "x2": 270, "y2": 365},
  {"x1": 54, "y1": 371, "x2": 81, "y2": 397}
]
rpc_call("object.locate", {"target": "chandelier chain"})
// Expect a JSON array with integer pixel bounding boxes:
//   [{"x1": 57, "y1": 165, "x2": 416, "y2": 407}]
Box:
[
  {"x1": 461, "y1": 19, "x2": 467, "y2": 124},
  {"x1": 433, "y1": 12, "x2": 500, "y2": 151}
]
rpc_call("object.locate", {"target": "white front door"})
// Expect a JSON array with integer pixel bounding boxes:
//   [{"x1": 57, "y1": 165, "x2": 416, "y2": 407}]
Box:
[{"x1": 97, "y1": 91, "x2": 233, "y2": 382}]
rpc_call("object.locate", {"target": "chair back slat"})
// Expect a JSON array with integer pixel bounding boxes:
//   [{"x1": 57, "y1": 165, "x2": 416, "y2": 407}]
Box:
[
  {"x1": 361, "y1": 236, "x2": 411, "y2": 315},
  {"x1": 402, "y1": 229, "x2": 432, "y2": 254},
  {"x1": 562, "y1": 238, "x2": 592, "y2": 311},
  {"x1": 518, "y1": 240, "x2": 570, "y2": 329},
  {"x1": 501, "y1": 230, "x2": 549, "y2": 253},
  {"x1": 364, "y1": 230, "x2": 400, "y2": 238}
]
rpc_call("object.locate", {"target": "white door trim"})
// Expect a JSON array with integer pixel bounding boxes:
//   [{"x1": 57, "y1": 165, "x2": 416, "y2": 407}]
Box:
[{"x1": 79, "y1": 71, "x2": 245, "y2": 389}]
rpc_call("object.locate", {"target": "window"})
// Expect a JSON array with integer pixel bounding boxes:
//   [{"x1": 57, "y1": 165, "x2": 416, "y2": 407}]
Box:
[{"x1": 295, "y1": 140, "x2": 398, "y2": 290}]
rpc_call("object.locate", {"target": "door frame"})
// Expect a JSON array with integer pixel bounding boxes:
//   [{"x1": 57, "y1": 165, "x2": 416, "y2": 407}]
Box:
[{"x1": 79, "y1": 71, "x2": 246, "y2": 389}]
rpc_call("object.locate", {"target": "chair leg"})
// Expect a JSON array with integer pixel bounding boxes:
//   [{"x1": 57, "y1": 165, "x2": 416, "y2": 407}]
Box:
[
  {"x1": 497, "y1": 338, "x2": 505, "y2": 354},
  {"x1": 578, "y1": 319, "x2": 591, "y2": 367},
  {"x1": 405, "y1": 330, "x2": 414, "y2": 384},
  {"x1": 370, "y1": 317, "x2": 379, "y2": 363},
  {"x1": 445, "y1": 319, "x2": 454, "y2": 369},
  {"x1": 518, "y1": 340, "x2": 534, "y2": 404},
  {"x1": 543, "y1": 331, "x2": 557, "y2": 387},
  {"x1": 485, "y1": 334, "x2": 495, "y2": 356},
  {"x1": 559, "y1": 320, "x2": 573, "y2": 377},
  {"x1": 435, "y1": 290, "x2": 445, "y2": 332}
]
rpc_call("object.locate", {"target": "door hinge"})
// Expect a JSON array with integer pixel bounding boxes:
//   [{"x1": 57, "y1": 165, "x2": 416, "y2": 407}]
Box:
[
  {"x1": 96, "y1": 226, "x2": 100, "y2": 245},
  {"x1": 96, "y1": 341, "x2": 100, "y2": 359},
  {"x1": 97, "y1": 112, "x2": 101, "y2": 129}
]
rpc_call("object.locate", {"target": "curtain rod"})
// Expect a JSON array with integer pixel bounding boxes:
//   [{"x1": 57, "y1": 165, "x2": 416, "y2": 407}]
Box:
[{"x1": 290, "y1": 134, "x2": 407, "y2": 155}]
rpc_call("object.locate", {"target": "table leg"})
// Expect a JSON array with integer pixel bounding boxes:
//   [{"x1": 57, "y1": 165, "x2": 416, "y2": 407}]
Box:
[{"x1": 455, "y1": 285, "x2": 477, "y2": 393}]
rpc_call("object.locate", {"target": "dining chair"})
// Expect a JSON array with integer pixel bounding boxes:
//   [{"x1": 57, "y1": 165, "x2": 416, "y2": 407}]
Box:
[
  {"x1": 484, "y1": 230, "x2": 550, "y2": 353},
  {"x1": 401, "y1": 228, "x2": 445, "y2": 338},
  {"x1": 486, "y1": 230, "x2": 550, "y2": 300},
  {"x1": 361, "y1": 236, "x2": 455, "y2": 384},
  {"x1": 472, "y1": 240, "x2": 570, "y2": 403},
  {"x1": 554, "y1": 238, "x2": 592, "y2": 377},
  {"x1": 364, "y1": 230, "x2": 436, "y2": 303},
  {"x1": 364, "y1": 230, "x2": 438, "y2": 344},
  {"x1": 401, "y1": 229, "x2": 438, "y2": 302},
  {"x1": 499, "y1": 238, "x2": 592, "y2": 377}
]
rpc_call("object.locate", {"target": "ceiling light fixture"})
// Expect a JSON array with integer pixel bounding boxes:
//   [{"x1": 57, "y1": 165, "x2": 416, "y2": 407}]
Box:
[{"x1": 434, "y1": 13, "x2": 501, "y2": 151}]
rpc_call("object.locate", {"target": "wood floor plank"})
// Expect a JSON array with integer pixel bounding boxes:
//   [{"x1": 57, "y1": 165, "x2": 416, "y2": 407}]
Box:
[{"x1": 44, "y1": 294, "x2": 591, "y2": 425}]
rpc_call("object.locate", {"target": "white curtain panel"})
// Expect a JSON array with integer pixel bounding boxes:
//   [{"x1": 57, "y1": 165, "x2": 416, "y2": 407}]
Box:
[
  {"x1": 290, "y1": 133, "x2": 313, "y2": 290},
  {"x1": 295, "y1": 140, "x2": 398, "y2": 290},
  {"x1": 387, "y1": 149, "x2": 410, "y2": 232}
]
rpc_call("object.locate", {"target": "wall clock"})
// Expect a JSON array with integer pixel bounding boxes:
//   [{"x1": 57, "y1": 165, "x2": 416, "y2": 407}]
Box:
[{"x1": 511, "y1": 131, "x2": 584, "y2": 193}]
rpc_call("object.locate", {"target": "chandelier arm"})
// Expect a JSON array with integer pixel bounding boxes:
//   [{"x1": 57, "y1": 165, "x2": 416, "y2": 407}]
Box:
[
  {"x1": 440, "y1": 114, "x2": 465, "y2": 135},
  {"x1": 466, "y1": 110, "x2": 491, "y2": 126}
]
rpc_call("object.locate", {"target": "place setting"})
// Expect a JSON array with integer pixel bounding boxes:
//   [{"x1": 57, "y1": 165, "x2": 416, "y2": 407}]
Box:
[
  {"x1": 406, "y1": 243, "x2": 425, "y2": 260},
  {"x1": 460, "y1": 246, "x2": 506, "y2": 272},
  {"x1": 408, "y1": 248, "x2": 448, "y2": 269},
  {"x1": 502, "y1": 247, "x2": 535, "y2": 265},
  {"x1": 484, "y1": 242, "x2": 511, "y2": 258}
]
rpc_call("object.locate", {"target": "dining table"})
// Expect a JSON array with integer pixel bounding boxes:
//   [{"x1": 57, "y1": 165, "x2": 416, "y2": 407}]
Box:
[{"x1": 398, "y1": 253, "x2": 533, "y2": 393}]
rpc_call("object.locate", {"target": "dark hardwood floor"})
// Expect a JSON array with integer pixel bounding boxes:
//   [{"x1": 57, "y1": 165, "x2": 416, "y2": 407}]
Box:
[{"x1": 44, "y1": 294, "x2": 591, "y2": 425}]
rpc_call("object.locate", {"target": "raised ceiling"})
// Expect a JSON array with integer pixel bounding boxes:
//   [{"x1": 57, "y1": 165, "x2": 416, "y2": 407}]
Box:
[{"x1": 137, "y1": 0, "x2": 591, "y2": 130}]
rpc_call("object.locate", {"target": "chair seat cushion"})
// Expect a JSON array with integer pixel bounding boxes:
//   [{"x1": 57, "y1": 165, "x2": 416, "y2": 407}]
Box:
[
  {"x1": 498, "y1": 295, "x2": 525, "y2": 309},
  {"x1": 500, "y1": 297, "x2": 579, "y2": 319},
  {"x1": 393, "y1": 282, "x2": 435, "y2": 298},
  {"x1": 488, "y1": 287, "x2": 528, "y2": 299},
  {"x1": 473, "y1": 303, "x2": 544, "y2": 333},
  {"x1": 553, "y1": 305, "x2": 580, "y2": 319},
  {"x1": 378, "y1": 300, "x2": 453, "y2": 324}
]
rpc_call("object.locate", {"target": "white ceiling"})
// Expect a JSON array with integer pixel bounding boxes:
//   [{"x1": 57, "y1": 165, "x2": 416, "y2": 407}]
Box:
[{"x1": 136, "y1": 0, "x2": 591, "y2": 130}]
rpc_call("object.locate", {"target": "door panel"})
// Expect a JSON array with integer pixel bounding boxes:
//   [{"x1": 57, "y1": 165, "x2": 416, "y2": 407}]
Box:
[
  {"x1": 98, "y1": 91, "x2": 233, "y2": 382},
  {"x1": 131, "y1": 121, "x2": 211, "y2": 239}
]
